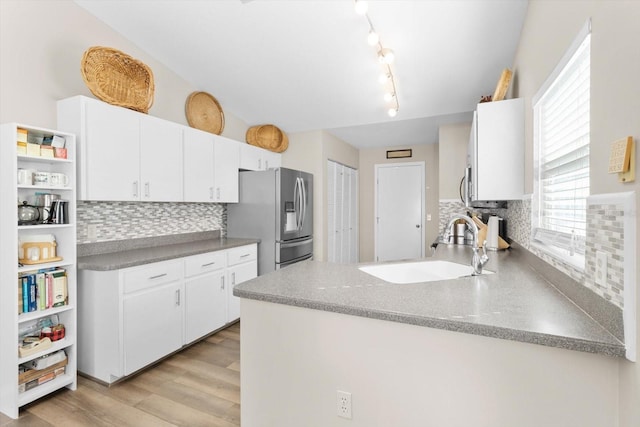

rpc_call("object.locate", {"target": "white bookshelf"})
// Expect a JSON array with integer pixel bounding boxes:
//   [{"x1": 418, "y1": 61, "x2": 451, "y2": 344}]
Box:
[{"x1": 0, "y1": 123, "x2": 77, "y2": 419}]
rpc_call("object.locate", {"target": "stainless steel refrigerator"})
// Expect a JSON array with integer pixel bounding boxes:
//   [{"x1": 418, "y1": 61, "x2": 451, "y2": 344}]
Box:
[{"x1": 227, "y1": 168, "x2": 313, "y2": 275}]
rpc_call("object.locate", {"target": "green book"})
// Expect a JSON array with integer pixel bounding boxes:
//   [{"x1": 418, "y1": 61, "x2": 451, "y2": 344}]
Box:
[{"x1": 36, "y1": 273, "x2": 46, "y2": 311}]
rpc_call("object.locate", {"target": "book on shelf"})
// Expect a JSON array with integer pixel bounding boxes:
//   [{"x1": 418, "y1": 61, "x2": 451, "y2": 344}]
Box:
[{"x1": 17, "y1": 268, "x2": 67, "y2": 314}]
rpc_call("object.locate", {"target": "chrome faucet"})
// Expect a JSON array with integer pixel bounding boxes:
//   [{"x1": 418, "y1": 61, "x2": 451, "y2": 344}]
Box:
[{"x1": 442, "y1": 214, "x2": 489, "y2": 275}]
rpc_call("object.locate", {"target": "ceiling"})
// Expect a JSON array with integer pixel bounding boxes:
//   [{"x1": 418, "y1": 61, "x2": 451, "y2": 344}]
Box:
[{"x1": 74, "y1": 0, "x2": 528, "y2": 149}]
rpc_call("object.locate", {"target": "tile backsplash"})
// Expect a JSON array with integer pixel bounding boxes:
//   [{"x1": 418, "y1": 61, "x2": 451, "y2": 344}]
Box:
[
  {"x1": 76, "y1": 201, "x2": 226, "y2": 244},
  {"x1": 438, "y1": 199, "x2": 507, "y2": 236},
  {"x1": 584, "y1": 201, "x2": 627, "y2": 308},
  {"x1": 439, "y1": 194, "x2": 629, "y2": 310}
]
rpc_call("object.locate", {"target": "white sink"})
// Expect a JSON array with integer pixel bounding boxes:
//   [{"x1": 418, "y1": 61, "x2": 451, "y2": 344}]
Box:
[{"x1": 359, "y1": 260, "x2": 493, "y2": 284}]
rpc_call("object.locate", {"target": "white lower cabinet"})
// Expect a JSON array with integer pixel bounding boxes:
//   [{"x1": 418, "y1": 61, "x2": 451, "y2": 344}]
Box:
[
  {"x1": 77, "y1": 244, "x2": 256, "y2": 384},
  {"x1": 226, "y1": 245, "x2": 258, "y2": 322},
  {"x1": 184, "y1": 251, "x2": 227, "y2": 344},
  {"x1": 123, "y1": 280, "x2": 183, "y2": 375}
]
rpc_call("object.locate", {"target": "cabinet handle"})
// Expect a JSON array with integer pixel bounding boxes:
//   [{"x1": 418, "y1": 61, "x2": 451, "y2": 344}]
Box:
[
  {"x1": 133, "y1": 181, "x2": 138, "y2": 198},
  {"x1": 144, "y1": 182, "x2": 150, "y2": 197},
  {"x1": 209, "y1": 187, "x2": 214, "y2": 200},
  {"x1": 232, "y1": 272, "x2": 236, "y2": 285},
  {"x1": 201, "y1": 261, "x2": 216, "y2": 267},
  {"x1": 265, "y1": 160, "x2": 269, "y2": 169},
  {"x1": 175, "y1": 289, "x2": 180, "y2": 306},
  {"x1": 216, "y1": 187, "x2": 221, "y2": 200},
  {"x1": 258, "y1": 159, "x2": 262, "y2": 169},
  {"x1": 221, "y1": 276, "x2": 225, "y2": 290},
  {"x1": 148, "y1": 273, "x2": 167, "y2": 280},
  {"x1": 240, "y1": 253, "x2": 251, "y2": 258}
]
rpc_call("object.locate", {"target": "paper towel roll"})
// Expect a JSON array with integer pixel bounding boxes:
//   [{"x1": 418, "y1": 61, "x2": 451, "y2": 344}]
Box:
[{"x1": 487, "y1": 216, "x2": 500, "y2": 250}]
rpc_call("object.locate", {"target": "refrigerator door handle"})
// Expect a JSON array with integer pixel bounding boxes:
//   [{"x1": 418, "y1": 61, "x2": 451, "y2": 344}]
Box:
[
  {"x1": 300, "y1": 177, "x2": 306, "y2": 231},
  {"x1": 294, "y1": 177, "x2": 301, "y2": 230},
  {"x1": 298, "y1": 177, "x2": 304, "y2": 231}
]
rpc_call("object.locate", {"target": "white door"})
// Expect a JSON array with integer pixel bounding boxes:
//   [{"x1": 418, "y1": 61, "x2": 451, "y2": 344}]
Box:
[
  {"x1": 183, "y1": 127, "x2": 215, "y2": 202},
  {"x1": 85, "y1": 99, "x2": 140, "y2": 201},
  {"x1": 123, "y1": 281, "x2": 183, "y2": 375},
  {"x1": 139, "y1": 115, "x2": 183, "y2": 201},
  {"x1": 213, "y1": 136, "x2": 240, "y2": 202},
  {"x1": 184, "y1": 270, "x2": 226, "y2": 343},
  {"x1": 327, "y1": 160, "x2": 359, "y2": 263},
  {"x1": 227, "y1": 260, "x2": 257, "y2": 322},
  {"x1": 375, "y1": 162, "x2": 425, "y2": 262}
]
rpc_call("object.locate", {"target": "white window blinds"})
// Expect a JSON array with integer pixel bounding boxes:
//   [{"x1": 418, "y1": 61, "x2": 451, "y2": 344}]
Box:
[{"x1": 533, "y1": 23, "x2": 590, "y2": 260}]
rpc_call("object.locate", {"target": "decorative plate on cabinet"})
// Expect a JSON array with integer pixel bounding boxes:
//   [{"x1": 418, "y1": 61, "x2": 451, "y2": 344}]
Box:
[{"x1": 185, "y1": 91, "x2": 225, "y2": 135}]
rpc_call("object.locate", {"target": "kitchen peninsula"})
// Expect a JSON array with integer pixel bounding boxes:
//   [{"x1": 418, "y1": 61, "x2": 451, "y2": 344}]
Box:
[{"x1": 234, "y1": 244, "x2": 624, "y2": 426}]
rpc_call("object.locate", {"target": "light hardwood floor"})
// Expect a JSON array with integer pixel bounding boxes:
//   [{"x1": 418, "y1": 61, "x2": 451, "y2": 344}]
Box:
[{"x1": 0, "y1": 322, "x2": 241, "y2": 427}]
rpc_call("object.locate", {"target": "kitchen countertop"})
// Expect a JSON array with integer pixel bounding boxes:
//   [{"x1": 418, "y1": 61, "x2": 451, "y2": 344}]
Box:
[
  {"x1": 234, "y1": 244, "x2": 625, "y2": 357},
  {"x1": 78, "y1": 231, "x2": 259, "y2": 271}
]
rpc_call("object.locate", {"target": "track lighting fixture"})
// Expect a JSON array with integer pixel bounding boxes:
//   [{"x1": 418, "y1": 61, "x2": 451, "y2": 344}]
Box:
[
  {"x1": 354, "y1": 0, "x2": 399, "y2": 117},
  {"x1": 354, "y1": 0, "x2": 368, "y2": 15}
]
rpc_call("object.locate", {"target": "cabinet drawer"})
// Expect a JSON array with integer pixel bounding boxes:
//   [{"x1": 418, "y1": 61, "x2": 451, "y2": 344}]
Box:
[
  {"x1": 227, "y1": 244, "x2": 257, "y2": 266},
  {"x1": 184, "y1": 251, "x2": 226, "y2": 277},
  {"x1": 122, "y1": 260, "x2": 182, "y2": 294}
]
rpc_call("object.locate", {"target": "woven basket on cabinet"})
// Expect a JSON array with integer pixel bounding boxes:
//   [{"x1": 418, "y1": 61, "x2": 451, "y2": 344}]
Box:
[
  {"x1": 246, "y1": 124, "x2": 289, "y2": 153},
  {"x1": 80, "y1": 46, "x2": 155, "y2": 113}
]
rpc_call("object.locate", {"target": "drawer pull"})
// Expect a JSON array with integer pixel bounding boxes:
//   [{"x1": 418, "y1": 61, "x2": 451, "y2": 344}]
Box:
[
  {"x1": 175, "y1": 289, "x2": 180, "y2": 306},
  {"x1": 201, "y1": 261, "x2": 217, "y2": 267},
  {"x1": 240, "y1": 253, "x2": 251, "y2": 258},
  {"x1": 232, "y1": 272, "x2": 236, "y2": 285},
  {"x1": 148, "y1": 273, "x2": 167, "y2": 280},
  {"x1": 221, "y1": 276, "x2": 225, "y2": 290}
]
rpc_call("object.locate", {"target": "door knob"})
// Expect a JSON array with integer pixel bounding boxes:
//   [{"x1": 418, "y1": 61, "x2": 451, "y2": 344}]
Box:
[{"x1": 416, "y1": 224, "x2": 420, "y2": 228}]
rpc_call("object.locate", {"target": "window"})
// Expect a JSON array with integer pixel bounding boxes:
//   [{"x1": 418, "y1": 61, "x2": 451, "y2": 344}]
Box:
[{"x1": 532, "y1": 21, "x2": 591, "y2": 268}]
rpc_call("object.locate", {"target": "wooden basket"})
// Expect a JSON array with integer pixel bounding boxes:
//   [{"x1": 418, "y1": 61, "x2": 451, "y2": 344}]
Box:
[
  {"x1": 246, "y1": 125, "x2": 289, "y2": 153},
  {"x1": 81, "y1": 46, "x2": 155, "y2": 113}
]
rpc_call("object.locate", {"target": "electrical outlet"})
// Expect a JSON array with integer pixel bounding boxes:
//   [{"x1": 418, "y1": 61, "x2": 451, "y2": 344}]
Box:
[
  {"x1": 426, "y1": 214, "x2": 432, "y2": 221},
  {"x1": 87, "y1": 224, "x2": 98, "y2": 240},
  {"x1": 336, "y1": 390, "x2": 352, "y2": 419},
  {"x1": 595, "y1": 250, "x2": 608, "y2": 286}
]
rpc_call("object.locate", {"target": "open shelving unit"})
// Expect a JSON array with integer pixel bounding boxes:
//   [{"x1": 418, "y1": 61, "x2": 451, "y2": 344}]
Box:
[{"x1": 0, "y1": 123, "x2": 77, "y2": 419}]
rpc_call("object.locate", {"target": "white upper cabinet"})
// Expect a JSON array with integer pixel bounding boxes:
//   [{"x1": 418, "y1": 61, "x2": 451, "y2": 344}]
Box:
[
  {"x1": 64, "y1": 96, "x2": 140, "y2": 201},
  {"x1": 59, "y1": 96, "x2": 242, "y2": 203},
  {"x1": 239, "y1": 143, "x2": 281, "y2": 171},
  {"x1": 468, "y1": 98, "x2": 524, "y2": 202},
  {"x1": 57, "y1": 96, "x2": 183, "y2": 202},
  {"x1": 183, "y1": 127, "x2": 215, "y2": 202},
  {"x1": 139, "y1": 115, "x2": 183, "y2": 201},
  {"x1": 213, "y1": 135, "x2": 240, "y2": 203},
  {"x1": 183, "y1": 128, "x2": 240, "y2": 203}
]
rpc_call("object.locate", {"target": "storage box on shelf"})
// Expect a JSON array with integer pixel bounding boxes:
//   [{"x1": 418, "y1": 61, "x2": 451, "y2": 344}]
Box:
[{"x1": 0, "y1": 123, "x2": 77, "y2": 419}]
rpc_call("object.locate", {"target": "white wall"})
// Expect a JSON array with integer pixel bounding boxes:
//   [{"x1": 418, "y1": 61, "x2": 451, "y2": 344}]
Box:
[
  {"x1": 510, "y1": 1, "x2": 640, "y2": 425},
  {"x1": 0, "y1": 0, "x2": 248, "y2": 141},
  {"x1": 438, "y1": 122, "x2": 471, "y2": 200},
  {"x1": 358, "y1": 144, "x2": 439, "y2": 262},
  {"x1": 241, "y1": 299, "x2": 619, "y2": 427}
]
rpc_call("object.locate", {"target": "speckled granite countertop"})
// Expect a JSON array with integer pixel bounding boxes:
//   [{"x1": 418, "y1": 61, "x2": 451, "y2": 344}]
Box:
[
  {"x1": 78, "y1": 231, "x2": 259, "y2": 271},
  {"x1": 234, "y1": 244, "x2": 625, "y2": 357}
]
